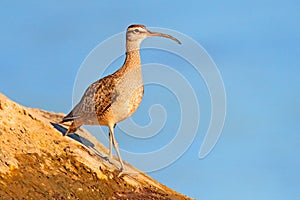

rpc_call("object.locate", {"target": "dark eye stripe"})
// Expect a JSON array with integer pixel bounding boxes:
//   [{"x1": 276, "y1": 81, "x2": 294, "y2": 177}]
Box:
[{"x1": 127, "y1": 29, "x2": 145, "y2": 33}]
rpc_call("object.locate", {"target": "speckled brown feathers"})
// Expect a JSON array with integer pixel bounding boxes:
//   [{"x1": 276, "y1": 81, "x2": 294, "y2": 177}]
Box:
[
  {"x1": 61, "y1": 50, "x2": 143, "y2": 134},
  {"x1": 61, "y1": 73, "x2": 119, "y2": 133}
]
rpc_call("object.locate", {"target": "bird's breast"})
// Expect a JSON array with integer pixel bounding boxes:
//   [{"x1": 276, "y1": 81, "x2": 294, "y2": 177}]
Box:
[
  {"x1": 128, "y1": 85, "x2": 144, "y2": 114},
  {"x1": 109, "y1": 68, "x2": 144, "y2": 122}
]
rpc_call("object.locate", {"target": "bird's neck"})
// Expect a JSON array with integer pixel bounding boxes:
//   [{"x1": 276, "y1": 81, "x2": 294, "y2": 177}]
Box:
[
  {"x1": 119, "y1": 42, "x2": 142, "y2": 74},
  {"x1": 125, "y1": 50, "x2": 141, "y2": 66}
]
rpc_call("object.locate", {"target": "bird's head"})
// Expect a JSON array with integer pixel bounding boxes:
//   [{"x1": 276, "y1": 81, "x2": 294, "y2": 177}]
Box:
[{"x1": 126, "y1": 24, "x2": 181, "y2": 51}]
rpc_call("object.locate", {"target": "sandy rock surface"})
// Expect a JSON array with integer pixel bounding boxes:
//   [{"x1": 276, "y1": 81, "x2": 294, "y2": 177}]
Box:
[{"x1": 0, "y1": 93, "x2": 192, "y2": 199}]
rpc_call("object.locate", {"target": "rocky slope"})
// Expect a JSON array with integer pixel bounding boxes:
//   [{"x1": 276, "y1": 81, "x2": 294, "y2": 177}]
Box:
[{"x1": 0, "y1": 93, "x2": 192, "y2": 199}]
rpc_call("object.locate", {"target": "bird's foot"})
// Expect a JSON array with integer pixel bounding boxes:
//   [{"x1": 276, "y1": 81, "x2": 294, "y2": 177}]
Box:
[
  {"x1": 104, "y1": 157, "x2": 114, "y2": 165},
  {"x1": 108, "y1": 151, "x2": 114, "y2": 161},
  {"x1": 117, "y1": 167, "x2": 139, "y2": 178},
  {"x1": 104, "y1": 153, "x2": 114, "y2": 164},
  {"x1": 118, "y1": 169, "x2": 127, "y2": 178}
]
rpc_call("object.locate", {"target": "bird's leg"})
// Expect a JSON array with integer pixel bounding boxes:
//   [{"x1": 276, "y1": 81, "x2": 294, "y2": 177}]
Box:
[
  {"x1": 109, "y1": 124, "x2": 125, "y2": 171},
  {"x1": 108, "y1": 129, "x2": 113, "y2": 161}
]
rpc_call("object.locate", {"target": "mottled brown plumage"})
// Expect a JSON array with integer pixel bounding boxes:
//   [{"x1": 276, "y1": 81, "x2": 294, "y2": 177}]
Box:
[{"x1": 61, "y1": 24, "x2": 181, "y2": 171}]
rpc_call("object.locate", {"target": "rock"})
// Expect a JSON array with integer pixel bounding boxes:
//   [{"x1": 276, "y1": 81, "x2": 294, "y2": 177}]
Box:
[{"x1": 0, "y1": 93, "x2": 192, "y2": 199}]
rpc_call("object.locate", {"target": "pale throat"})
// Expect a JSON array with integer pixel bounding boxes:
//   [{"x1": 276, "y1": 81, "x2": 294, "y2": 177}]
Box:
[{"x1": 125, "y1": 39, "x2": 142, "y2": 52}]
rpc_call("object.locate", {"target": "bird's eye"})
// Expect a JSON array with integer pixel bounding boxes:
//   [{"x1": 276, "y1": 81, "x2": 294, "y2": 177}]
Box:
[{"x1": 134, "y1": 29, "x2": 140, "y2": 33}]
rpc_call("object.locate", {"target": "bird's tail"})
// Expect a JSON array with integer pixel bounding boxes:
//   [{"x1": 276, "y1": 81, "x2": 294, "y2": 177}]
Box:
[
  {"x1": 60, "y1": 115, "x2": 82, "y2": 135},
  {"x1": 64, "y1": 121, "x2": 81, "y2": 135},
  {"x1": 60, "y1": 112, "x2": 81, "y2": 124},
  {"x1": 60, "y1": 110, "x2": 82, "y2": 135}
]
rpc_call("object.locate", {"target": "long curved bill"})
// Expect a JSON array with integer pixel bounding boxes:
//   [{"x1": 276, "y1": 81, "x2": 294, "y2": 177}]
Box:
[{"x1": 148, "y1": 31, "x2": 181, "y2": 44}]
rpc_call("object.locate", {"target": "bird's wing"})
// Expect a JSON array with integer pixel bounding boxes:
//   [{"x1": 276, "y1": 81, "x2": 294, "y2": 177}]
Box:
[
  {"x1": 62, "y1": 74, "x2": 118, "y2": 122},
  {"x1": 92, "y1": 74, "x2": 118, "y2": 116}
]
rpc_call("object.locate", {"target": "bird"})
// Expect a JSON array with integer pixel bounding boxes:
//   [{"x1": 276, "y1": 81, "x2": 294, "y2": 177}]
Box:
[{"x1": 61, "y1": 24, "x2": 181, "y2": 172}]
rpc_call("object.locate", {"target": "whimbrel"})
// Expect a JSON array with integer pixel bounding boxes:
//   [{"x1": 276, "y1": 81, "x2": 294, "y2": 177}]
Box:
[{"x1": 61, "y1": 24, "x2": 181, "y2": 171}]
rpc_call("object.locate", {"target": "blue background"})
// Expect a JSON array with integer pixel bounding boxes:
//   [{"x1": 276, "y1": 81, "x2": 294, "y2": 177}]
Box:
[{"x1": 1, "y1": 1, "x2": 299, "y2": 199}]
